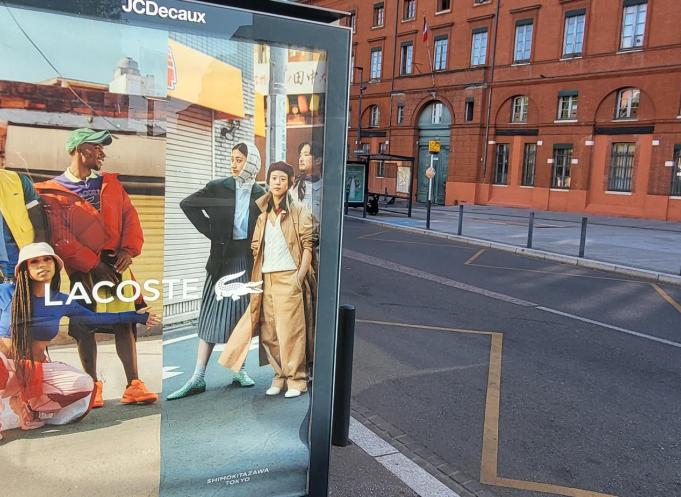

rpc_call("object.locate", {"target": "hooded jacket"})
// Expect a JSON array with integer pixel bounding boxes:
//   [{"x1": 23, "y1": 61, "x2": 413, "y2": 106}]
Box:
[{"x1": 36, "y1": 173, "x2": 143, "y2": 274}]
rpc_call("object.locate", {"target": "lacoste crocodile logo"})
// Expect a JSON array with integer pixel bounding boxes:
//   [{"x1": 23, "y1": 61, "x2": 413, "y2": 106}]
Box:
[{"x1": 214, "y1": 271, "x2": 263, "y2": 302}]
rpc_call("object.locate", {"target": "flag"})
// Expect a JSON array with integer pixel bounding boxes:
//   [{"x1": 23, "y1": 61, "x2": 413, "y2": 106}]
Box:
[{"x1": 422, "y1": 16, "x2": 428, "y2": 43}]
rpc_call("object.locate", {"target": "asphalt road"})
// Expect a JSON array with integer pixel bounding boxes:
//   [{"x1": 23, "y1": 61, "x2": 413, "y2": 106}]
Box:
[{"x1": 341, "y1": 218, "x2": 681, "y2": 497}]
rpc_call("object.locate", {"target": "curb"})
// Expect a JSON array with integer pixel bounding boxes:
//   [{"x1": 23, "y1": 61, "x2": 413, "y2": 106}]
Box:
[{"x1": 345, "y1": 216, "x2": 681, "y2": 287}]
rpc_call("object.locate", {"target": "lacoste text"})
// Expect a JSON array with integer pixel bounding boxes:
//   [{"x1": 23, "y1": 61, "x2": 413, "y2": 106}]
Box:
[{"x1": 122, "y1": 0, "x2": 206, "y2": 23}]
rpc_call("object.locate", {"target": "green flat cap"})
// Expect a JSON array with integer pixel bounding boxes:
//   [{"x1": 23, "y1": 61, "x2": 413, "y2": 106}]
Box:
[{"x1": 65, "y1": 128, "x2": 113, "y2": 153}]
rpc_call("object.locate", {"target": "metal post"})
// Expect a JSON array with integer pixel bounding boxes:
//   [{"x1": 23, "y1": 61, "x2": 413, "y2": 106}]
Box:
[
  {"x1": 457, "y1": 204, "x2": 464, "y2": 236},
  {"x1": 527, "y1": 211, "x2": 535, "y2": 248},
  {"x1": 426, "y1": 155, "x2": 434, "y2": 230},
  {"x1": 354, "y1": 66, "x2": 364, "y2": 160},
  {"x1": 578, "y1": 217, "x2": 588, "y2": 258},
  {"x1": 344, "y1": 187, "x2": 349, "y2": 215},
  {"x1": 332, "y1": 305, "x2": 356, "y2": 447}
]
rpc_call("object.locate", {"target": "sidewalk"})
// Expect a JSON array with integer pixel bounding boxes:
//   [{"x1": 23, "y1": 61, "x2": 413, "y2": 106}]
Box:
[{"x1": 347, "y1": 203, "x2": 681, "y2": 284}]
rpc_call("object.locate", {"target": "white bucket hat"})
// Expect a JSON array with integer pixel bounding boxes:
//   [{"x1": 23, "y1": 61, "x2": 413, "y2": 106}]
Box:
[{"x1": 15, "y1": 242, "x2": 64, "y2": 274}]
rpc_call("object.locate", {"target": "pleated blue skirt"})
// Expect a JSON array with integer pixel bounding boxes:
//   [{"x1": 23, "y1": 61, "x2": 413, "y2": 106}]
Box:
[{"x1": 197, "y1": 241, "x2": 252, "y2": 344}]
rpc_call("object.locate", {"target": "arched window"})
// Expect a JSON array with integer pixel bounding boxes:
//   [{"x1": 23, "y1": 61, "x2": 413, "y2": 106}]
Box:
[
  {"x1": 369, "y1": 105, "x2": 380, "y2": 127},
  {"x1": 615, "y1": 88, "x2": 640, "y2": 119},
  {"x1": 511, "y1": 96, "x2": 528, "y2": 123}
]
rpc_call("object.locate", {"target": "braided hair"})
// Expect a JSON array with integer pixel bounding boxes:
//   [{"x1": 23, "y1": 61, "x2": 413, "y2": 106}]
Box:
[{"x1": 10, "y1": 260, "x2": 61, "y2": 384}]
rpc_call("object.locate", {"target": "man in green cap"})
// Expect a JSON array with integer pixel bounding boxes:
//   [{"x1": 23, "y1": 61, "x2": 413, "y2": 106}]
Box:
[{"x1": 37, "y1": 128, "x2": 157, "y2": 407}]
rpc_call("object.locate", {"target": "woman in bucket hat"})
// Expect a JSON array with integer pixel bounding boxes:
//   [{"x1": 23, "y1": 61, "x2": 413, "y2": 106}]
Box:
[{"x1": 0, "y1": 242, "x2": 159, "y2": 436}]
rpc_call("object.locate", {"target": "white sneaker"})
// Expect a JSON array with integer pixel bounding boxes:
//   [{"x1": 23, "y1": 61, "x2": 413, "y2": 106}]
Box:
[
  {"x1": 266, "y1": 386, "x2": 281, "y2": 396},
  {"x1": 284, "y1": 389, "x2": 302, "y2": 398}
]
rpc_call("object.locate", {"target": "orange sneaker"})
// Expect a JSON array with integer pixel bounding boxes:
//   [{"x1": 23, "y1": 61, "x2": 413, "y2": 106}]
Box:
[
  {"x1": 92, "y1": 380, "x2": 104, "y2": 409},
  {"x1": 121, "y1": 379, "x2": 158, "y2": 405}
]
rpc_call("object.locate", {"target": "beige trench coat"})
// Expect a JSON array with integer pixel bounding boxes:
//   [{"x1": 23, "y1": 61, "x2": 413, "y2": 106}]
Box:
[{"x1": 218, "y1": 192, "x2": 318, "y2": 372}]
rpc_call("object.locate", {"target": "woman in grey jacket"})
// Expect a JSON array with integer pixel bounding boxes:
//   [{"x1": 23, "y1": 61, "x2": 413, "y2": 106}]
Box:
[{"x1": 167, "y1": 142, "x2": 265, "y2": 400}]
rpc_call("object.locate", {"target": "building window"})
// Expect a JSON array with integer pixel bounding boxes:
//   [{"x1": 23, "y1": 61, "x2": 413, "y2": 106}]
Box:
[
  {"x1": 400, "y1": 43, "x2": 414, "y2": 75},
  {"x1": 671, "y1": 145, "x2": 681, "y2": 196},
  {"x1": 511, "y1": 96, "x2": 528, "y2": 123},
  {"x1": 434, "y1": 36, "x2": 448, "y2": 71},
  {"x1": 471, "y1": 29, "x2": 488, "y2": 66},
  {"x1": 369, "y1": 105, "x2": 380, "y2": 127},
  {"x1": 522, "y1": 143, "x2": 537, "y2": 186},
  {"x1": 615, "y1": 88, "x2": 640, "y2": 119},
  {"x1": 563, "y1": 10, "x2": 585, "y2": 57},
  {"x1": 349, "y1": 10, "x2": 356, "y2": 33},
  {"x1": 465, "y1": 99, "x2": 474, "y2": 122},
  {"x1": 557, "y1": 91, "x2": 578, "y2": 120},
  {"x1": 379, "y1": 142, "x2": 387, "y2": 154},
  {"x1": 436, "y1": 0, "x2": 451, "y2": 12},
  {"x1": 608, "y1": 143, "x2": 635, "y2": 192},
  {"x1": 494, "y1": 144, "x2": 510, "y2": 185},
  {"x1": 377, "y1": 160, "x2": 385, "y2": 177},
  {"x1": 552, "y1": 145, "x2": 573, "y2": 189},
  {"x1": 370, "y1": 48, "x2": 383, "y2": 80},
  {"x1": 621, "y1": 1, "x2": 647, "y2": 50},
  {"x1": 514, "y1": 21, "x2": 533, "y2": 63},
  {"x1": 360, "y1": 142, "x2": 370, "y2": 154},
  {"x1": 397, "y1": 105, "x2": 405, "y2": 124},
  {"x1": 403, "y1": 0, "x2": 416, "y2": 20},
  {"x1": 431, "y1": 102, "x2": 444, "y2": 124},
  {"x1": 373, "y1": 3, "x2": 385, "y2": 27}
]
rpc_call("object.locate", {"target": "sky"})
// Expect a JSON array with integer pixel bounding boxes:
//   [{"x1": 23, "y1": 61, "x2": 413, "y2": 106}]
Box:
[{"x1": 0, "y1": 4, "x2": 167, "y2": 90}]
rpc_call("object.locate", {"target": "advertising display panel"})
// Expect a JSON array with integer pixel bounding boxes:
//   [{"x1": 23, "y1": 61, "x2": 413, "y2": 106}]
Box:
[{"x1": 0, "y1": 2, "x2": 350, "y2": 497}]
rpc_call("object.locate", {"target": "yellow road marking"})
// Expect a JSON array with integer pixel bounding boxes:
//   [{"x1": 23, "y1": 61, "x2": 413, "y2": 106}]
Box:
[
  {"x1": 357, "y1": 319, "x2": 494, "y2": 336},
  {"x1": 480, "y1": 332, "x2": 502, "y2": 483},
  {"x1": 465, "y1": 249, "x2": 486, "y2": 266},
  {"x1": 491, "y1": 477, "x2": 617, "y2": 497},
  {"x1": 359, "y1": 236, "x2": 461, "y2": 248},
  {"x1": 652, "y1": 284, "x2": 681, "y2": 314},
  {"x1": 358, "y1": 318, "x2": 622, "y2": 497},
  {"x1": 468, "y1": 262, "x2": 641, "y2": 284},
  {"x1": 358, "y1": 229, "x2": 390, "y2": 239}
]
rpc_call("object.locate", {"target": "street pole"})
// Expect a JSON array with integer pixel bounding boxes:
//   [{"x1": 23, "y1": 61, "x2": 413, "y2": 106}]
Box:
[
  {"x1": 426, "y1": 154, "x2": 434, "y2": 230},
  {"x1": 527, "y1": 211, "x2": 535, "y2": 249},
  {"x1": 354, "y1": 66, "x2": 364, "y2": 159}
]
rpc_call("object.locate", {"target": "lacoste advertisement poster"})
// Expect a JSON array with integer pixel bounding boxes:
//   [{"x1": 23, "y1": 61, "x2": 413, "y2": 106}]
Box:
[{"x1": 0, "y1": 1, "x2": 348, "y2": 496}]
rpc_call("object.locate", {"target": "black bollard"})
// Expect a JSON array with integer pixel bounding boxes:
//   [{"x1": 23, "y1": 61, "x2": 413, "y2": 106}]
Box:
[
  {"x1": 457, "y1": 204, "x2": 464, "y2": 236},
  {"x1": 578, "y1": 217, "x2": 588, "y2": 258},
  {"x1": 527, "y1": 212, "x2": 535, "y2": 248},
  {"x1": 332, "y1": 305, "x2": 356, "y2": 447}
]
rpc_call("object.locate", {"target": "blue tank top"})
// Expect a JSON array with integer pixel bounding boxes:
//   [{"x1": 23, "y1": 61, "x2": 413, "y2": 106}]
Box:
[{"x1": 0, "y1": 284, "x2": 147, "y2": 341}]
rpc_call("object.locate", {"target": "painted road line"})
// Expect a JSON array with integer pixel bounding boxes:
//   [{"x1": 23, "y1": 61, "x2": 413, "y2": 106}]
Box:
[
  {"x1": 349, "y1": 417, "x2": 462, "y2": 497},
  {"x1": 358, "y1": 229, "x2": 391, "y2": 239},
  {"x1": 344, "y1": 249, "x2": 536, "y2": 307},
  {"x1": 163, "y1": 333, "x2": 198, "y2": 346},
  {"x1": 492, "y1": 477, "x2": 616, "y2": 497},
  {"x1": 359, "y1": 319, "x2": 620, "y2": 497},
  {"x1": 537, "y1": 306, "x2": 681, "y2": 349},
  {"x1": 468, "y1": 262, "x2": 642, "y2": 284},
  {"x1": 464, "y1": 249, "x2": 486, "y2": 266},
  {"x1": 652, "y1": 283, "x2": 681, "y2": 314},
  {"x1": 347, "y1": 251, "x2": 681, "y2": 350}
]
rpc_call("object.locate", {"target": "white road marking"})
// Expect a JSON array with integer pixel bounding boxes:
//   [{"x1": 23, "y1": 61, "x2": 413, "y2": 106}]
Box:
[
  {"x1": 350, "y1": 417, "x2": 462, "y2": 497},
  {"x1": 163, "y1": 333, "x2": 197, "y2": 346},
  {"x1": 345, "y1": 249, "x2": 681, "y2": 350},
  {"x1": 537, "y1": 306, "x2": 681, "y2": 349},
  {"x1": 163, "y1": 366, "x2": 183, "y2": 380}
]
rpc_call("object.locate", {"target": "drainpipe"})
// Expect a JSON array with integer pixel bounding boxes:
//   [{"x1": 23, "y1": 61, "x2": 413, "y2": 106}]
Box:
[
  {"x1": 481, "y1": 0, "x2": 501, "y2": 178},
  {"x1": 387, "y1": 0, "x2": 400, "y2": 152}
]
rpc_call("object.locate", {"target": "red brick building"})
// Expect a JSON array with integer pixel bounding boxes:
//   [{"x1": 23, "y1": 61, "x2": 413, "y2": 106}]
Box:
[{"x1": 302, "y1": 0, "x2": 681, "y2": 220}]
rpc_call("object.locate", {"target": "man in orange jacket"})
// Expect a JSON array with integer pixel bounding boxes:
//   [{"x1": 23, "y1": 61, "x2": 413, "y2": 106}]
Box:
[{"x1": 36, "y1": 128, "x2": 157, "y2": 407}]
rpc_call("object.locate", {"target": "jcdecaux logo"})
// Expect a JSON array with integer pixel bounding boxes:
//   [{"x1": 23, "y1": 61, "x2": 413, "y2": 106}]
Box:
[{"x1": 122, "y1": 0, "x2": 207, "y2": 23}]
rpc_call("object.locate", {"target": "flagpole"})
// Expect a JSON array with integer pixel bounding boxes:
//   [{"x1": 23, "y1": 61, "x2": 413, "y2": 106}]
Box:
[{"x1": 423, "y1": 17, "x2": 436, "y2": 90}]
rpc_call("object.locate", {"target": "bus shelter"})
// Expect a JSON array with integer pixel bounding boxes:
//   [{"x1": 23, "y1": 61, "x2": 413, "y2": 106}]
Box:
[{"x1": 358, "y1": 153, "x2": 415, "y2": 217}]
